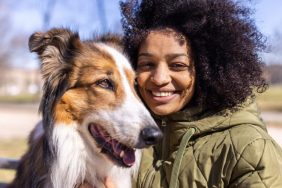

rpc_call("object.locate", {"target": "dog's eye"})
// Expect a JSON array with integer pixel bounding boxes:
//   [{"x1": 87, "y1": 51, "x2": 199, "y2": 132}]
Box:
[{"x1": 96, "y1": 79, "x2": 115, "y2": 91}]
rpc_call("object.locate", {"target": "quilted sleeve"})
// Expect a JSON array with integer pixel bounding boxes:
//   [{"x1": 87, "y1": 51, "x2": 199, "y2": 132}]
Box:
[{"x1": 229, "y1": 138, "x2": 282, "y2": 188}]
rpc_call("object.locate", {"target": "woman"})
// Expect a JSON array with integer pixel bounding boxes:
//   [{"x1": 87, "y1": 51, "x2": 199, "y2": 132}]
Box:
[{"x1": 120, "y1": 0, "x2": 282, "y2": 187}]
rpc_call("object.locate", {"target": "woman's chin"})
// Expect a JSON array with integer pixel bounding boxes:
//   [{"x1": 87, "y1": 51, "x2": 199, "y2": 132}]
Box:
[{"x1": 151, "y1": 105, "x2": 178, "y2": 116}]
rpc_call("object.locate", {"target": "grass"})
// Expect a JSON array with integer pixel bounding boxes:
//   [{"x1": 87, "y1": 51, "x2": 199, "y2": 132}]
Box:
[
  {"x1": 256, "y1": 85, "x2": 282, "y2": 112},
  {"x1": 0, "y1": 139, "x2": 28, "y2": 183},
  {"x1": 0, "y1": 139, "x2": 27, "y2": 158},
  {"x1": 0, "y1": 85, "x2": 281, "y2": 111},
  {"x1": 0, "y1": 93, "x2": 40, "y2": 104}
]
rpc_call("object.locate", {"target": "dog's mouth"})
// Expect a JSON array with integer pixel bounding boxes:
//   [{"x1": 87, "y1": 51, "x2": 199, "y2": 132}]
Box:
[{"x1": 88, "y1": 123, "x2": 135, "y2": 168}]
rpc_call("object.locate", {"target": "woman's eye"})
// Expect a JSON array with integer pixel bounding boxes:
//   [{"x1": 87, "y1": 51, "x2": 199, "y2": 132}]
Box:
[
  {"x1": 170, "y1": 63, "x2": 189, "y2": 71},
  {"x1": 96, "y1": 79, "x2": 115, "y2": 91},
  {"x1": 137, "y1": 61, "x2": 155, "y2": 71}
]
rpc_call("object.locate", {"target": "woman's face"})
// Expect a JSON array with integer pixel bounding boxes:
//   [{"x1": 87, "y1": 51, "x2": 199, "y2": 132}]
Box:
[{"x1": 136, "y1": 30, "x2": 196, "y2": 116}]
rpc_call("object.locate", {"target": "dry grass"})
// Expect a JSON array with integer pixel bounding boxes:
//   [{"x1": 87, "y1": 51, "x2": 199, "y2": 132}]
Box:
[
  {"x1": 0, "y1": 138, "x2": 28, "y2": 183},
  {"x1": 256, "y1": 85, "x2": 282, "y2": 112}
]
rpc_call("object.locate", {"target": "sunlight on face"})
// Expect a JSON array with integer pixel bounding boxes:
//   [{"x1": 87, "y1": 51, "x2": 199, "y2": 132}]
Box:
[{"x1": 136, "y1": 29, "x2": 196, "y2": 116}]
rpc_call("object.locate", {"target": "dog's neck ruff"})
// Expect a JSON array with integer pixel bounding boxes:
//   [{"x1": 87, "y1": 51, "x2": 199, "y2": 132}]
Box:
[
  {"x1": 50, "y1": 123, "x2": 137, "y2": 188},
  {"x1": 50, "y1": 124, "x2": 87, "y2": 188},
  {"x1": 50, "y1": 124, "x2": 115, "y2": 187}
]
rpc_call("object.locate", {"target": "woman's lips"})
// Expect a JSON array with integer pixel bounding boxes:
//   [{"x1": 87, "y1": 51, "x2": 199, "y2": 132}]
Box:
[{"x1": 148, "y1": 90, "x2": 178, "y2": 103}]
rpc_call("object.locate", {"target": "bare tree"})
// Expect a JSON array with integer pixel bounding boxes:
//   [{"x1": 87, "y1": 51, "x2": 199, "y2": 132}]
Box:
[
  {"x1": 42, "y1": 0, "x2": 57, "y2": 29},
  {"x1": 262, "y1": 28, "x2": 282, "y2": 84},
  {"x1": 96, "y1": 0, "x2": 108, "y2": 33},
  {"x1": 264, "y1": 64, "x2": 282, "y2": 84},
  {"x1": 264, "y1": 29, "x2": 282, "y2": 64},
  {"x1": 0, "y1": 1, "x2": 11, "y2": 85}
]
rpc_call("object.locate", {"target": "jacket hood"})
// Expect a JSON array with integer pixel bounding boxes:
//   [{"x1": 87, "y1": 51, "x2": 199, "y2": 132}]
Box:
[{"x1": 153, "y1": 101, "x2": 266, "y2": 155}]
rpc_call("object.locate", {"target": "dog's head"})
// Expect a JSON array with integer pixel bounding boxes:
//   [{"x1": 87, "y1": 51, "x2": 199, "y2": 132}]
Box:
[{"x1": 29, "y1": 28, "x2": 162, "y2": 168}]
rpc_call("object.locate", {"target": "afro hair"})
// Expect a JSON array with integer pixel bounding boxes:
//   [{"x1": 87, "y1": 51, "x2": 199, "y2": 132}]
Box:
[{"x1": 120, "y1": 0, "x2": 267, "y2": 112}]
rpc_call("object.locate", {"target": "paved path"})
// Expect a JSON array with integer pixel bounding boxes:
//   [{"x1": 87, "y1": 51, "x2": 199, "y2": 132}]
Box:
[
  {"x1": 267, "y1": 126, "x2": 282, "y2": 146},
  {"x1": 261, "y1": 111, "x2": 282, "y2": 122},
  {"x1": 0, "y1": 103, "x2": 40, "y2": 139},
  {"x1": 0, "y1": 103, "x2": 282, "y2": 147}
]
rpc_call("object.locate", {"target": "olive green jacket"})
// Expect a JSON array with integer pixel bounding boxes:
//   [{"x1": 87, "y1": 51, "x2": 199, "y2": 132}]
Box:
[{"x1": 135, "y1": 102, "x2": 282, "y2": 188}]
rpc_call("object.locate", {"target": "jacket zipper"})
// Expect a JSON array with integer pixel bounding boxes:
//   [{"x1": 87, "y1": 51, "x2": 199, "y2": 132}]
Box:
[
  {"x1": 161, "y1": 120, "x2": 167, "y2": 160},
  {"x1": 161, "y1": 119, "x2": 167, "y2": 127}
]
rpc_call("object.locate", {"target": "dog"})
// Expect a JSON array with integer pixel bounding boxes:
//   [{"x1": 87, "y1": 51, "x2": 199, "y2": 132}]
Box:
[{"x1": 9, "y1": 28, "x2": 162, "y2": 188}]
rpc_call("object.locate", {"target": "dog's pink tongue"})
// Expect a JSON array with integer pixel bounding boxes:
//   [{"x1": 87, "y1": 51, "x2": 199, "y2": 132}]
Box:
[
  {"x1": 112, "y1": 140, "x2": 135, "y2": 167},
  {"x1": 123, "y1": 149, "x2": 135, "y2": 167}
]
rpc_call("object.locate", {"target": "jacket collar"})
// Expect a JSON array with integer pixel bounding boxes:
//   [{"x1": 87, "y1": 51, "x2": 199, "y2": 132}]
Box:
[{"x1": 153, "y1": 100, "x2": 266, "y2": 156}]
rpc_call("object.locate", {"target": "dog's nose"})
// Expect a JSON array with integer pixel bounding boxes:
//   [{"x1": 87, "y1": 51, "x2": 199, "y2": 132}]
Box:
[{"x1": 141, "y1": 127, "x2": 163, "y2": 145}]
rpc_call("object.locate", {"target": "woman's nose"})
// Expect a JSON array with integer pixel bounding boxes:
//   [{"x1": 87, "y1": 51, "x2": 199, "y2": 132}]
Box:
[{"x1": 150, "y1": 63, "x2": 171, "y2": 85}]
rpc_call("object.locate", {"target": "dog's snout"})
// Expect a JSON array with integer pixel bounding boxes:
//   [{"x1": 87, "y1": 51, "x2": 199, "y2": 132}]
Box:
[{"x1": 141, "y1": 127, "x2": 163, "y2": 146}]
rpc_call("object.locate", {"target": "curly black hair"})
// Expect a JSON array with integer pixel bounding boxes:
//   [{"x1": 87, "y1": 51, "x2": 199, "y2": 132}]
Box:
[{"x1": 120, "y1": 0, "x2": 267, "y2": 112}]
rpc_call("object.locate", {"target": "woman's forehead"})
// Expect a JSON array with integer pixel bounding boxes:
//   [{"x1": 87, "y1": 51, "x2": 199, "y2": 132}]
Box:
[
  {"x1": 148, "y1": 28, "x2": 186, "y2": 42},
  {"x1": 138, "y1": 30, "x2": 190, "y2": 57}
]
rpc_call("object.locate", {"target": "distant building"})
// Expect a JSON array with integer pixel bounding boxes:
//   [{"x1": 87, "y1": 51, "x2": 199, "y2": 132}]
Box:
[
  {"x1": 264, "y1": 64, "x2": 282, "y2": 85},
  {"x1": 0, "y1": 68, "x2": 41, "y2": 96}
]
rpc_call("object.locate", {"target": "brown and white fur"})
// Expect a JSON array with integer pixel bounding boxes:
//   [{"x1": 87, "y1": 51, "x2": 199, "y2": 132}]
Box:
[{"x1": 9, "y1": 28, "x2": 162, "y2": 188}]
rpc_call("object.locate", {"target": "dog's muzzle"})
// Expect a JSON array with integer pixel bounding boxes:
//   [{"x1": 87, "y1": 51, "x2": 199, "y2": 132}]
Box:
[
  {"x1": 137, "y1": 126, "x2": 163, "y2": 148},
  {"x1": 141, "y1": 127, "x2": 163, "y2": 145}
]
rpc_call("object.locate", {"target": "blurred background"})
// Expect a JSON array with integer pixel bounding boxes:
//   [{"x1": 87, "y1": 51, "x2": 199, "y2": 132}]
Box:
[{"x1": 0, "y1": 0, "x2": 282, "y2": 183}]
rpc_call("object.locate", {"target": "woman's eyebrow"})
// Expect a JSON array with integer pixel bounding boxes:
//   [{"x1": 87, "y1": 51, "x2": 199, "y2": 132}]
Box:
[
  {"x1": 138, "y1": 53, "x2": 188, "y2": 58},
  {"x1": 166, "y1": 53, "x2": 189, "y2": 59},
  {"x1": 138, "y1": 52, "x2": 153, "y2": 57}
]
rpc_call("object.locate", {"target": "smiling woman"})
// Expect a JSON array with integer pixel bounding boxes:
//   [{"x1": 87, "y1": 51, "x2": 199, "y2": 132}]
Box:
[
  {"x1": 136, "y1": 29, "x2": 195, "y2": 115},
  {"x1": 120, "y1": 0, "x2": 282, "y2": 187}
]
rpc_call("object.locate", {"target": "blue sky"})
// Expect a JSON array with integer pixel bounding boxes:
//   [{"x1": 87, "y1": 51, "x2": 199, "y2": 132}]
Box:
[
  {"x1": 8, "y1": 0, "x2": 122, "y2": 39},
  {"x1": 9, "y1": 0, "x2": 282, "y2": 37},
  {"x1": 254, "y1": 0, "x2": 282, "y2": 36},
  {"x1": 253, "y1": 0, "x2": 282, "y2": 64},
  {"x1": 2, "y1": 0, "x2": 282, "y2": 68}
]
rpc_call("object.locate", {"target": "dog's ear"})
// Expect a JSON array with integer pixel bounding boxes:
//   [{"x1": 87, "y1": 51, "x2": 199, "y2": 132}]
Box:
[
  {"x1": 95, "y1": 33, "x2": 123, "y2": 46},
  {"x1": 29, "y1": 28, "x2": 82, "y2": 130},
  {"x1": 28, "y1": 28, "x2": 82, "y2": 82},
  {"x1": 29, "y1": 28, "x2": 82, "y2": 56},
  {"x1": 29, "y1": 32, "x2": 52, "y2": 53},
  {"x1": 95, "y1": 33, "x2": 123, "y2": 51}
]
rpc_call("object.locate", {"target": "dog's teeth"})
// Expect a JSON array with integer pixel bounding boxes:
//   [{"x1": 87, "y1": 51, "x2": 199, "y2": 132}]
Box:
[
  {"x1": 106, "y1": 137, "x2": 111, "y2": 142},
  {"x1": 120, "y1": 150, "x2": 125, "y2": 158}
]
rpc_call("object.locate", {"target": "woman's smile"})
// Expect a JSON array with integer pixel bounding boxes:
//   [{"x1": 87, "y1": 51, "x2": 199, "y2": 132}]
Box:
[
  {"x1": 150, "y1": 89, "x2": 177, "y2": 102},
  {"x1": 136, "y1": 29, "x2": 196, "y2": 116}
]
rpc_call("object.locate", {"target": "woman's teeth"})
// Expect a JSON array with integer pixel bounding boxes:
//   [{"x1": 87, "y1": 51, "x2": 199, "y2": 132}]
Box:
[{"x1": 152, "y1": 91, "x2": 173, "y2": 97}]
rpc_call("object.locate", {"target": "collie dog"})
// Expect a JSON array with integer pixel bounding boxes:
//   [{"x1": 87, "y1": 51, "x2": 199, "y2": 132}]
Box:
[{"x1": 9, "y1": 28, "x2": 162, "y2": 188}]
